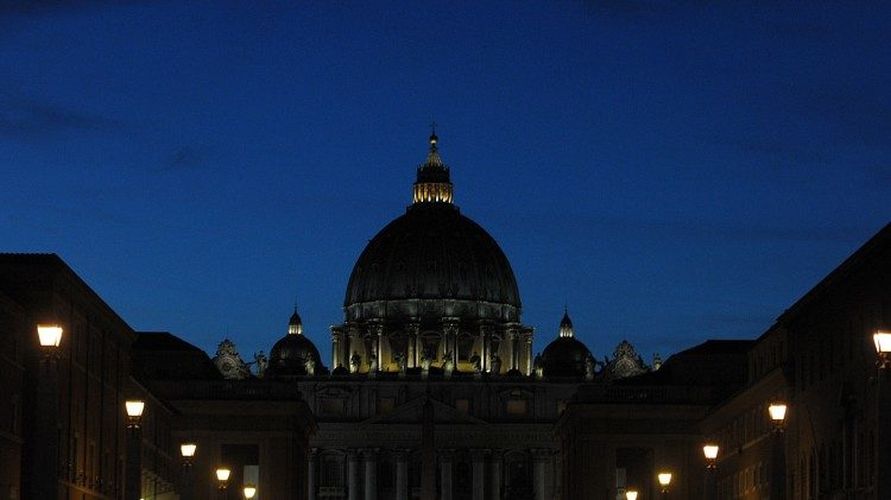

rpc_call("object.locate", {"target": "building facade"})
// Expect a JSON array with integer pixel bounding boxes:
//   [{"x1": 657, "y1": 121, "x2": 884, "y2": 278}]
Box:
[
  {"x1": 216, "y1": 134, "x2": 641, "y2": 500},
  {"x1": 0, "y1": 255, "x2": 316, "y2": 500},
  {"x1": 0, "y1": 255, "x2": 141, "y2": 500},
  {"x1": 700, "y1": 223, "x2": 891, "y2": 500},
  {"x1": 560, "y1": 223, "x2": 891, "y2": 500}
]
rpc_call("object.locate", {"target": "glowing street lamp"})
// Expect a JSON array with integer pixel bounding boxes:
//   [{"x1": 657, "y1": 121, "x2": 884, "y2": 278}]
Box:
[
  {"x1": 216, "y1": 468, "x2": 231, "y2": 490},
  {"x1": 625, "y1": 490, "x2": 638, "y2": 500},
  {"x1": 768, "y1": 403, "x2": 787, "y2": 423},
  {"x1": 767, "y1": 402, "x2": 789, "y2": 499},
  {"x1": 873, "y1": 330, "x2": 891, "y2": 499},
  {"x1": 702, "y1": 443, "x2": 719, "y2": 468},
  {"x1": 125, "y1": 400, "x2": 145, "y2": 429},
  {"x1": 30, "y1": 323, "x2": 64, "y2": 499},
  {"x1": 243, "y1": 484, "x2": 257, "y2": 499},
  {"x1": 702, "y1": 442, "x2": 720, "y2": 500},
  {"x1": 874, "y1": 330, "x2": 891, "y2": 368},
  {"x1": 177, "y1": 443, "x2": 197, "y2": 500},
  {"x1": 180, "y1": 443, "x2": 196, "y2": 465},
  {"x1": 658, "y1": 471, "x2": 672, "y2": 493},
  {"x1": 769, "y1": 402, "x2": 788, "y2": 433},
  {"x1": 125, "y1": 400, "x2": 145, "y2": 500},
  {"x1": 37, "y1": 324, "x2": 64, "y2": 348},
  {"x1": 180, "y1": 443, "x2": 197, "y2": 459}
]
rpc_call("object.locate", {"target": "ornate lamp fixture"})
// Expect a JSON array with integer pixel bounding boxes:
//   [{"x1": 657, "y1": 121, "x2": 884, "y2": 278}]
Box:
[
  {"x1": 657, "y1": 471, "x2": 672, "y2": 493},
  {"x1": 180, "y1": 443, "x2": 197, "y2": 466},
  {"x1": 768, "y1": 402, "x2": 788, "y2": 432},
  {"x1": 874, "y1": 330, "x2": 891, "y2": 368},
  {"x1": 702, "y1": 443, "x2": 719, "y2": 469},
  {"x1": 215, "y1": 468, "x2": 231, "y2": 490},
  {"x1": 37, "y1": 324, "x2": 64, "y2": 348},
  {"x1": 125, "y1": 400, "x2": 145, "y2": 429},
  {"x1": 243, "y1": 484, "x2": 257, "y2": 499}
]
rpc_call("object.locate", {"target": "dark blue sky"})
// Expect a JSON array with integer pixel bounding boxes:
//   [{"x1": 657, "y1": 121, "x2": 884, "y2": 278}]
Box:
[{"x1": 2, "y1": 1, "x2": 889, "y2": 365}]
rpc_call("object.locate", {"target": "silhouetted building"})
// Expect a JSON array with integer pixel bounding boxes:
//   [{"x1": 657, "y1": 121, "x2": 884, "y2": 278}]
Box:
[
  {"x1": 0, "y1": 255, "x2": 315, "y2": 500},
  {"x1": 557, "y1": 339, "x2": 753, "y2": 499},
  {"x1": 558, "y1": 223, "x2": 891, "y2": 500},
  {"x1": 701, "y1": 223, "x2": 891, "y2": 500},
  {"x1": 0, "y1": 254, "x2": 147, "y2": 500}
]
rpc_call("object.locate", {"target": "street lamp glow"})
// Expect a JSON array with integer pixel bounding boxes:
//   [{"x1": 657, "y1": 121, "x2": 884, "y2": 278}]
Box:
[
  {"x1": 768, "y1": 403, "x2": 788, "y2": 422},
  {"x1": 180, "y1": 443, "x2": 197, "y2": 458},
  {"x1": 216, "y1": 468, "x2": 231, "y2": 482},
  {"x1": 243, "y1": 484, "x2": 257, "y2": 499},
  {"x1": 625, "y1": 490, "x2": 638, "y2": 500},
  {"x1": 37, "y1": 324, "x2": 63, "y2": 347},
  {"x1": 874, "y1": 331, "x2": 891, "y2": 354},
  {"x1": 125, "y1": 400, "x2": 145, "y2": 418},
  {"x1": 658, "y1": 471, "x2": 672, "y2": 487},
  {"x1": 702, "y1": 444, "x2": 719, "y2": 460}
]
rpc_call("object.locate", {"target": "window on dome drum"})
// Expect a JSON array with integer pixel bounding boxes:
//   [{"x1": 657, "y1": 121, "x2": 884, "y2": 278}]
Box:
[{"x1": 505, "y1": 399, "x2": 528, "y2": 416}]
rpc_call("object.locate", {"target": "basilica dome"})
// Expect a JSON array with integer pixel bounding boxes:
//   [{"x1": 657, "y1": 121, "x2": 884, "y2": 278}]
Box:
[
  {"x1": 539, "y1": 310, "x2": 593, "y2": 378},
  {"x1": 343, "y1": 133, "x2": 521, "y2": 323},
  {"x1": 268, "y1": 310, "x2": 326, "y2": 377}
]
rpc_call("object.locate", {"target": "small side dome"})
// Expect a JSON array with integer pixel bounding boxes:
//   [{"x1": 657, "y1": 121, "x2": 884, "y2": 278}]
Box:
[
  {"x1": 539, "y1": 310, "x2": 593, "y2": 378},
  {"x1": 268, "y1": 309, "x2": 327, "y2": 377}
]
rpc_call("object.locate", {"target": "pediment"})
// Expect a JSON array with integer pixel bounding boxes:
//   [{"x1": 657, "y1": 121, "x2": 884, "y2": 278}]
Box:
[{"x1": 362, "y1": 396, "x2": 488, "y2": 425}]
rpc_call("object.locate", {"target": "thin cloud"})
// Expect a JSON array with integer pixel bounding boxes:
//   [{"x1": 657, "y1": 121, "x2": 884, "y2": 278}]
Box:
[
  {"x1": 158, "y1": 145, "x2": 211, "y2": 173},
  {"x1": 0, "y1": 0, "x2": 155, "y2": 16},
  {"x1": 0, "y1": 95, "x2": 122, "y2": 140}
]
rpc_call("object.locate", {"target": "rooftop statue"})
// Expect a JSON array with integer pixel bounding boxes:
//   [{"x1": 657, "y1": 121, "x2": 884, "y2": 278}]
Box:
[{"x1": 212, "y1": 339, "x2": 251, "y2": 380}]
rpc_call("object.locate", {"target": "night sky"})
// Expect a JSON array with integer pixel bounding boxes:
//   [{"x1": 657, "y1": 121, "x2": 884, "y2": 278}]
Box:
[{"x1": 2, "y1": 1, "x2": 889, "y2": 366}]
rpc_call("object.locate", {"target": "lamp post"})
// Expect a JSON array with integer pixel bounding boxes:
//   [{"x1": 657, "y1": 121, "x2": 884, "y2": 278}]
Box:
[
  {"x1": 873, "y1": 330, "x2": 891, "y2": 500},
  {"x1": 768, "y1": 402, "x2": 787, "y2": 500},
  {"x1": 243, "y1": 483, "x2": 257, "y2": 499},
  {"x1": 625, "y1": 489, "x2": 639, "y2": 500},
  {"x1": 657, "y1": 471, "x2": 672, "y2": 498},
  {"x1": 125, "y1": 400, "x2": 145, "y2": 500},
  {"x1": 216, "y1": 468, "x2": 231, "y2": 499},
  {"x1": 30, "y1": 324, "x2": 63, "y2": 500},
  {"x1": 702, "y1": 444, "x2": 719, "y2": 500},
  {"x1": 179, "y1": 443, "x2": 197, "y2": 500}
]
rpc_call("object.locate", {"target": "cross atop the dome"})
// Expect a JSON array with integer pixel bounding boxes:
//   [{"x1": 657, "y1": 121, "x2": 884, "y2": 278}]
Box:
[{"x1": 429, "y1": 121, "x2": 439, "y2": 149}]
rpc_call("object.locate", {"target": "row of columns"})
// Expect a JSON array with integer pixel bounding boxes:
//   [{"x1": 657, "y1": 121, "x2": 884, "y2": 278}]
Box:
[
  {"x1": 330, "y1": 322, "x2": 533, "y2": 375},
  {"x1": 309, "y1": 448, "x2": 552, "y2": 500}
]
